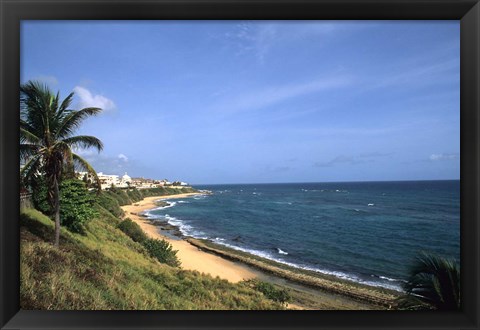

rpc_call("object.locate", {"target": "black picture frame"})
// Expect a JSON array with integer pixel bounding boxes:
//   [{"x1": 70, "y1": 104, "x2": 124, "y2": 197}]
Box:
[{"x1": 1, "y1": 0, "x2": 479, "y2": 329}]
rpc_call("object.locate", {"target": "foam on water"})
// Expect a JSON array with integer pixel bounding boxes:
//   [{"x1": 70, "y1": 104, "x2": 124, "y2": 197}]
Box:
[
  {"x1": 142, "y1": 201, "x2": 178, "y2": 217},
  {"x1": 210, "y1": 238, "x2": 403, "y2": 291},
  {"x1": 160, "y1": 214, "x2": 208, "y2": 238}
]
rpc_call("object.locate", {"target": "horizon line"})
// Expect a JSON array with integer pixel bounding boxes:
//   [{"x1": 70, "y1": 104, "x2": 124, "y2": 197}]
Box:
[{"x1": 191, "y1": 178, "x2": 460, "y2": 186}]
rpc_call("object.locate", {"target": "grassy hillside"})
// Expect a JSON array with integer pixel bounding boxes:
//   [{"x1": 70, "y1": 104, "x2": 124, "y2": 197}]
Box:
[{"x1": 20, "y1": 204, "x2": 284, "y2": 310}]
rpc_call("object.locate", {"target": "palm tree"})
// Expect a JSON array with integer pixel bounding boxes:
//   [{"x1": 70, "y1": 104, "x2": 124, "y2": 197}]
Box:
[
  {"x1": 396, "y1": 252, "x2": 460, "y2": 310},
  {"x1": 20, "y1": 80, "x2": 104, "y2": 247}
]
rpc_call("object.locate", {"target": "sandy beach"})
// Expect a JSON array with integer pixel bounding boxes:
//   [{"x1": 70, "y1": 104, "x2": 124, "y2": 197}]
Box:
[{"x1": 121, "y1": 193, "x2": 259, "y2": 283}]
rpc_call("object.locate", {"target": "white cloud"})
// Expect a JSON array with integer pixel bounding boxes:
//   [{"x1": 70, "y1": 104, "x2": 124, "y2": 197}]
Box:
[
  {"x1": 118, "y1": 153, "x2": 129, "y2": 162},
  {"x1": 429, "y1": 153, "x2": 458, "y2": 161},
  {"x1": 73, "y1": 86, "x2": 116, "y2": 112}
]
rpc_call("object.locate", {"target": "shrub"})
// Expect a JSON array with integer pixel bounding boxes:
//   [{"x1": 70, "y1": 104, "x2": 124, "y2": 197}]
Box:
[
  {"x1": 31, "y1": 176, "x2": 51, "y2": 215},
  {"x1": 96, "y1": 192, "x2": 124, "y2": 218},
  {"x1": 126, "y1": 189, "x2": 143, "y2": 203},
  {"x1": 117, "y1": 218, "x2": 148, "y2": 243},
  {"x1": 31, "y1": 177, "x2": 97, "y2": 233},
  {"x1": 245, "y1": 280, "x2": 291, "y2": 305},
  {"x1": 104, "y1": 188, "x2": 131, "y2": 206},
  {"x1": 143, "y1": 238, "x2": 181, "y2": 267},
  {"x1": 59, "y1": 179, "x2": 98, "y2": 233}
]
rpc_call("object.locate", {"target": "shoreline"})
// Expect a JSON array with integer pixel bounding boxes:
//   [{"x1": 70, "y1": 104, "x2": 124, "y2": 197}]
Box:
[
  {"x1": 121, "y1": 193, "x2": 261, "y2": 283},
  {"x1": 121, "y1": 193, "x2": 400, "y2": 309}
]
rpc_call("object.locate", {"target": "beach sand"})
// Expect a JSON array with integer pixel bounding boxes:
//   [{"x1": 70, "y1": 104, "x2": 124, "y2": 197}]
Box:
[{"x1": 121, "y1": 193, "x2": 259, "y2": 283}]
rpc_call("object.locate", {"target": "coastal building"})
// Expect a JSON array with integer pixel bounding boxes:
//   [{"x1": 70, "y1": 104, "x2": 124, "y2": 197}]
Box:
[
  {"x1": 74, "y1": 171, "x2": 190, "y2": 190},
  {"x1": 97, "y1": 172, "x2": 120, "y2": 190},
  {"x1": 160, "y1": 179, "x2": 172, "y2": 186},
  {"x1": 130, "y1": 177, "x2": 159, "y2": 189},
  {"x1": 120, "y1": 172, "x2": 132, "y2": 187}
]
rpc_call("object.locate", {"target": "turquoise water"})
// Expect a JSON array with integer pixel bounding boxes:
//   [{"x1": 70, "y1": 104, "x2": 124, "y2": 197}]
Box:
[{"x1": 145, "y1": 181, "x2": 460, "y2": 291}]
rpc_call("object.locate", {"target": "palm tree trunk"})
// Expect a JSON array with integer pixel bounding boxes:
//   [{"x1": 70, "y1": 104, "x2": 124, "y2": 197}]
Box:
[{"x1": 53, "y1": 177, "x2": 60, "y2": 247}]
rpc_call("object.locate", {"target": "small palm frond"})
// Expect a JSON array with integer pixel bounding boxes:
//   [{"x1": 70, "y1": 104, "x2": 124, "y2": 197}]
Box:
[
  {"x1": 20, "y1": 154, "x2": 42, "y2": 184},
  {"x1": 62, "y1": 135, "x2": 104, "y2": 152},
  {"x1": 20, "y1": 127, "x2": 41, "y2": 145},
  {"x1": 397, "y1": 252, "x2": 460, "y2": 310},
  {"x1": 20, "y1": 143, "x2": 41, "y2": 162},
  {"x1": 59, "y1": 92, "x2": 74, "y2": 112},
  {"x1": 20, "y1": 81, "x2": 53, "y2": 117},
  {"x1": 53, "y1": 92, "x2": 74, "y2": 123},
  {"x1": 72, "y1": 153, "x2": 101, "y2": 192},
  {"x1": 55, "y1": 107, "x2": 102, "y2": 140}
]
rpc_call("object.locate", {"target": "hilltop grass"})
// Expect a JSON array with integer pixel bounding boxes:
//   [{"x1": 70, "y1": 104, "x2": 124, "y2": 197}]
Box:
[{"x1": 20, "y1": 207, "x2": 284, "y2": 310}]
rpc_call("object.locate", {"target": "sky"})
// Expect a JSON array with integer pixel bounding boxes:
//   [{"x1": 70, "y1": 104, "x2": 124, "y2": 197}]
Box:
[{"x1": 21, "y1": 21, "x2": 460, "y2": 185}]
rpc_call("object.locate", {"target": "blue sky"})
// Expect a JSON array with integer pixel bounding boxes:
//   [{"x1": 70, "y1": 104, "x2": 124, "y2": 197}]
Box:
[{"x1": 21, "y1": 21, "x2": 460, "y2": 184}]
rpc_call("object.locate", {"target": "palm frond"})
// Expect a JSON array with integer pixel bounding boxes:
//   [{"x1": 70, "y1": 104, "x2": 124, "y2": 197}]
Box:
[
  {"x1": 55, "y1": 107, "x2": 102, "y2": 139},
  {"x1": 58, "y1": 92, "x2": 74, "y2": 113},
  {"x1": 397, "y1": 252, "x2": 460, "y2": 310},
  {"x1": 21, "y1": 82, "x2": 48, "y2": 135},
  {"x1": 20, "y1": 154, "x2": 43, "y2": 184},
  {"x1": 20, "y1": 127, "x2": 42, "y2": 145},
  {"x1": 20, "y1": 81, "x2": 52, "y2": 117},
  {"x1": 20, "y1": 143, "x2": 41, "y2": 162},
  {"x1": 62, "y1": 135, "x2": 104, "y2": 152},
  {"x1": 20, "y1": 119, "x2": 43, "y2": 144},
  {"x1": 53, "y1": 92, "x2": 75, "y2": 124},
  {"x1": 72, "y1": 153, "x2": 101, "y2": 192}
]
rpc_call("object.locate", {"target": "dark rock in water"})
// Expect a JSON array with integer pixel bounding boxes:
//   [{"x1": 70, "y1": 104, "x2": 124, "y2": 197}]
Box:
[
  {"x1": 155, "y1": 201, "x2": 169, "y2": 207},
  {"x1": 232, "y1": 236, "x2": 243, "y2": 242}
]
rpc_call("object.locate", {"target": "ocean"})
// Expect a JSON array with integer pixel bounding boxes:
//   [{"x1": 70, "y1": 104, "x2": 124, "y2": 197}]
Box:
[{"x1": 144, "y1": 180, "x2": 460, "y2": 291}]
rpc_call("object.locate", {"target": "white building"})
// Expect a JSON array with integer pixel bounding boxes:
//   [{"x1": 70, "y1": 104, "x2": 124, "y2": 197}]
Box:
[
  {"x1": 119, "y1": 172, "x2": 132, "y2": 188},
  {"x1": 97, "y1": 172, "x2": 120, "y2": 190},
  {"x1": 75, "y1": 171, "x2": 188, "y2": 190}
]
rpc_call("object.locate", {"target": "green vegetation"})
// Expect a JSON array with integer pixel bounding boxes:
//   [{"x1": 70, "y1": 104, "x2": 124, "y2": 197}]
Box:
[
  {"x1": 96, "y1": 191, "x2": 125, "y2": 218},
  {"x1": 117, "y1": 218, "x2": 180, "y2": 267},
  {"x1": 243, "y1": 279, "x2": 291, "y2": 306},
  {"x1": 140, "y1": 186, "x2": 198, "y2": 197},
  {"x1": 20, "y1": 207, "x2": 284, "y2": 310},
  {"x1": 20, "y1": 80, "x2": 103, "y2": 247},
  {"x1": 33, "y1": 178, "x2": 97, "y2": 234},
  {"x1": 117, "y1": 218, "x2": 148, "y2": 243},
  {"x1": 143, "y1": 238, "x2": 181, "y2": 268},
  {"x1": 396, "y1": 252, "x2": 460, "y2": 310}
]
